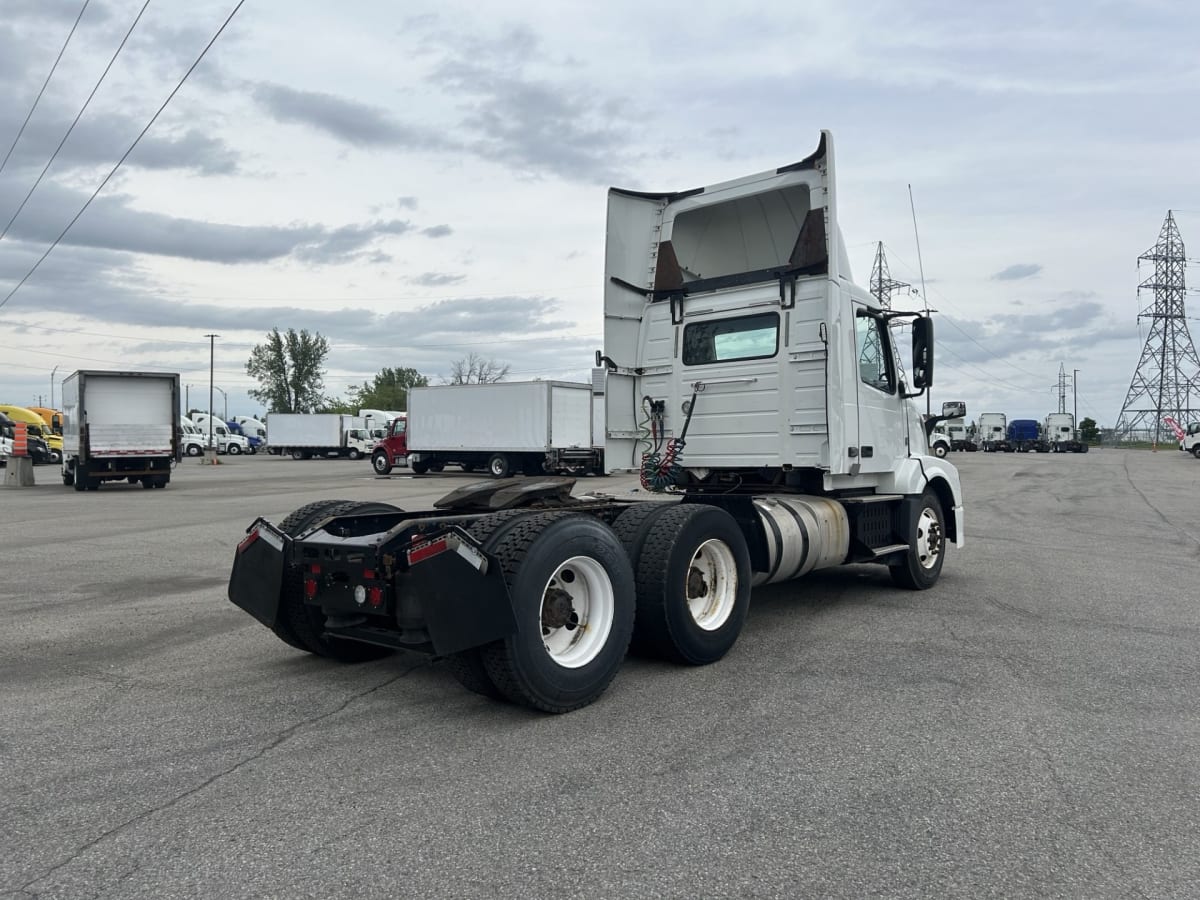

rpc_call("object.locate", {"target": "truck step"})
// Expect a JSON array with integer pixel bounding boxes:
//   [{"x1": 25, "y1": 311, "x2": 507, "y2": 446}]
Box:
[
  {"x1": 869, "y1": 543, "x2": 909, "y2": 558},
  {"x1": 838, "y1": 494, "x2": 903, "y2": 505}
]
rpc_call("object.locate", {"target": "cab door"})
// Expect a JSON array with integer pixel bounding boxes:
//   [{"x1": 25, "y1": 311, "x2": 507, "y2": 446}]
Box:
[{"x1": 851, "y1": 304, "x2": 909, "y2": 472}]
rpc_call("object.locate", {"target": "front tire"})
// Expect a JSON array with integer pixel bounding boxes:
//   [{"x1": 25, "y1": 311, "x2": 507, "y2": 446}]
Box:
[
  {"x1": 372, "y1": 451, "x2": 392, "y2": 475},
  {"x1": 933, "y1": 443, "x2": 948, "y2": 458},
  {"x1": 616, "y1": 503, "x2": 751, "y2": 665},
  {"x1": 477, "y1": 513, "x2": 635, "y2": 713},
  {"x1": 186, "y1": 444, "x2": 202, "y2": 457},
  {"x1": 227, "y1": 443, "x2": 242, "y2": 455},
  {"x1": 348, "y1": 448, "x2": 361, "y2": 460},
  {"x1": 889, "y1": 490, "x2": 946, "y2": 590}
]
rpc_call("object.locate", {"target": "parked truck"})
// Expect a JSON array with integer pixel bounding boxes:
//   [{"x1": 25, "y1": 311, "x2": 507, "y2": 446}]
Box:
[
  {"x1": 267, "y1": 413, "x2": 374, "y2": 460},
  {"x1": 228, "y1": 131, "x2": 964, "y2": 713},
  {"x1": 978, "y1": 413, "x2": 1010, "y2": 452},
  {"x1": 1044, "y1": 412, "x2": 1089, "y2": 453},
  {"x1": 928, "y1": 406, "x2": 973, "y2": 457},
  {"x1": 371, "y1": 381, "x2": 604, "y2": 477},
  {"x1": 61, "y1": 370, "x2": 179, "y2": 490},
  {"x1": 1181, "y1": 422, "x2": 1200, "y2": 457},
  {"x1": 1007, "y1": 418, "x2": 1047, "y2": 453}
]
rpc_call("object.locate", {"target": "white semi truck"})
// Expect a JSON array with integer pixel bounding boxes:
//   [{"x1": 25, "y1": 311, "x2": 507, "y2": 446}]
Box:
[
  {"x1": 978, "y1": 412, "x2": 1010, "y2": 452},
  {"x1": 267, "y1": 413, "x2": 374, "y2": 460},
  {"x1": 61, "y1": 370, "x2": 180, "y2": 490},
  {"x1": 228, "y1": 131, "x2": 964, "y2": 713},
  {"x1": 1043, "y1": 412, "x2": 1089, "y2": 453}
]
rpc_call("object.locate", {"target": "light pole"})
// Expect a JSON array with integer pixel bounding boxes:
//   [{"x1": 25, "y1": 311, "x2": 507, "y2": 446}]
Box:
[
  {"x1": 214, "y1": 386, "x2": 228, "y2": 421},
  {"x1": 1073, "y1": 369, "x2": 1079, "y2": 427},
  {"x1": 205, "y1": 334, "x2": 219, "y2": 455},
  {"x1": 50, "y1": 365, "x2": 59, "y2": 409}
]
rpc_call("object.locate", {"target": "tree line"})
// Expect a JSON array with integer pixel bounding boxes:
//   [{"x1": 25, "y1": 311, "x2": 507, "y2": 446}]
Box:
[{"x1": 245, "y1": 327, "x2": 511, "y2": 414}]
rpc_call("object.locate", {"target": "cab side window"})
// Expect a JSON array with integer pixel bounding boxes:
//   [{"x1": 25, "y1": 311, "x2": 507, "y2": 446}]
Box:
[{"x1": 854, "y1": 314, "x2": 895, "y2": 394}]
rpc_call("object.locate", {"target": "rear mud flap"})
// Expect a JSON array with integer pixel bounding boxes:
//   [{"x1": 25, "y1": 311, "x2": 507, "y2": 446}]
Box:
[
  {"x1": 397, "y1": 545, "x2": 518, "y2": 657},
  {"x1": 228, "y1": 520, "x2": 287, "y2": 629}
]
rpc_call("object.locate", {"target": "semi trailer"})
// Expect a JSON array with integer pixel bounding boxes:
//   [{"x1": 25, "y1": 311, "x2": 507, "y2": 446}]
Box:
[{"x1": 228, "y1": 131, "x2": 965, "y2": 713}]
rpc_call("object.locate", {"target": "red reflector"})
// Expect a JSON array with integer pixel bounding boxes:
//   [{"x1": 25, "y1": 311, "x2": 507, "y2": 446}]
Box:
[
  {"x1": 408, "y1": 537, "x2": 449, "y2": 566},
  {"x1": 363, "y1": 569, "x2": 375, "y2": 580},
  {"x1": 303, "y1": 578, "x2": 317, "y2": 598},
  {"x1": 309, "y1": 563, "x2": 321, "y2": 574},
  {"x1": 367, "y1": 587, "x2": 383, "y2": 607},
  {"x1": 237, "y1": 530, "x2": 260, "y2": 554}
]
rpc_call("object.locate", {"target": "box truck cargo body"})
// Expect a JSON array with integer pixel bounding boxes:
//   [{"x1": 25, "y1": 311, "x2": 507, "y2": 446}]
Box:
[
  {"x1": 61, "y1": 370, "x2": 179, "y2": 490},
  {"x1": 267, "y1": 414, "x2": 374, "y2": 460},
  {"x1": 391, "y1": 381, "x2": 604, "y2": 477}
]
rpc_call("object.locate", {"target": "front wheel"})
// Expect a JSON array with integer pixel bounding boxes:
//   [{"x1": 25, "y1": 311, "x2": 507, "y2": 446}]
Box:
[
  {"x1": 478, "y1": 514, "x2": 635, "y2": 713},
  {"x1": 186, "y1": 444, "x2": 202, "y2": 457},
  {"x1": 890, "y1": 490, "x2": 946, "y2": 590},
  {"x1": 347, "y1": 448, "x2": 361, "y2": 460},
  {"x1": 227, "y1": 443, "x2": 242, "y2": 455},
  {"x1": 372, "y1": 451, "x2": 392, "y2": 475},
  {"x1": 932, "y1": 443, "x2": 948, "y2": 458}
]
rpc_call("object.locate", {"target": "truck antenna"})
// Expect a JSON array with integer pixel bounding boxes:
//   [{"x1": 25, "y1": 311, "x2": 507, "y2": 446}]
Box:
[{"x1": 908, "y1": 184, "x2": 931, "y2": 417}]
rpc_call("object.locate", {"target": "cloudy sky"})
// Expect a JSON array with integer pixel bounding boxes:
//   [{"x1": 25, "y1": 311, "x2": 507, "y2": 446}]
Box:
[{"x1": 1, "y1": 0, "x2": 1198, "y2": 428}]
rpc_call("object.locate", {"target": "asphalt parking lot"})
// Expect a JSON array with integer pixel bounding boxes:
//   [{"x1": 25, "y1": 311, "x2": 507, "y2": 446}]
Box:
[{"x1": 2, "y1": 450, "x2": 1199, "y2": 899}]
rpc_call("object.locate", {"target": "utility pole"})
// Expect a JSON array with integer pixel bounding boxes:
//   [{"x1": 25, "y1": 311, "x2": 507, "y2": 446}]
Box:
[
  {"x1": 908, "y1": 185, "x2": 931, "y2": 417},
  {"x1": 50, "y1": 365, "x2": 59, "y2": 409},
  {"x1": 205, "y1": 334, "x2": 219, "y2": 456}
]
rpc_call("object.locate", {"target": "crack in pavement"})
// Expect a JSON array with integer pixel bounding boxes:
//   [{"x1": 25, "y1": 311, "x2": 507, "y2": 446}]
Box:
[
  {"x1": 12, "y1": 660, "x2": 430, "y2": 896},
  {"x1": 1122, "y1": 455, "x2": 1200, "y2": 551}
]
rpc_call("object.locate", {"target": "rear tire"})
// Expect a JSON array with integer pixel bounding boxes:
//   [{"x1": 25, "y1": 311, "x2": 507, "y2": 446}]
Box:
[
  {"x1": 889, "y1": 490, "x2": 946, "y2": 590},
  {"x1": 618, "y1": 503, "x2": 751, "y2": 665},
  {"x1": 411, "y1": 459, "x2": 430, "y2": 475},
  {"x1": 290, "y1": 450, "x2": 304, "y2": 460},
  {"x1": 477, "y1": 513, "x2": 635, "y2": 713},
  {"x1": 488, "y1": 453, "x2": 511, "y2": 478},
  {"x1": 276, "y1": 500, "x2": 404, "y2": 661}
]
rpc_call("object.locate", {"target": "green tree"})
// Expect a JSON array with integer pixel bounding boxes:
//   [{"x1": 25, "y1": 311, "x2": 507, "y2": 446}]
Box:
[
  {"x1": 447, "y1": 352, "x2": 510, "y2": 384},
  {"x1": 245, "y1": 327, "x2": 329, "y2": 413},
  {"x1": 1078, "y1": 417, "x2": 1100, "y2": 443},
  {"x1": 350, "y1": 367, "x2": 429, "y2": 411}
]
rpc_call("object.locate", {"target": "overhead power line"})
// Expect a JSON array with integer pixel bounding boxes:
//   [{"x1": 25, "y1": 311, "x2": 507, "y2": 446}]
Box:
[
  {"x1": 1, "y1": 1, "x2": 151, "y2": 242},
  {"x1": 0, "y1": 0, "x2": 90, "y2": 177},
  {"x1": 0, "y1": 0, "x2": 246, "y2": 313}
]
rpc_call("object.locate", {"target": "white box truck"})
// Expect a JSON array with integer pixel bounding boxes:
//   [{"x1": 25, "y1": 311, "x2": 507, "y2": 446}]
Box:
[
  {"x1": 402, "y1": 381, "x2": 604, "y2": 477},
  {"x1": 228, "y1": 131, "x2": 964, "y2": 713},
  {"x1": 267, "y1": 414, "x2": 374, "y2": 460},
  {"x1": 61, "y1": 370, "x2": 180, "y2": 490}
]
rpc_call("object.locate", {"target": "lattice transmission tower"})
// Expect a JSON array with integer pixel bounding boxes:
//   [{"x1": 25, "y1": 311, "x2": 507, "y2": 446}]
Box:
[
  {"x1": 1115, "y1": 211, "x2": 1200, "y2": 442},
  {"x1": 864, "y1": 242, "x2": 911, "y2": 377}
]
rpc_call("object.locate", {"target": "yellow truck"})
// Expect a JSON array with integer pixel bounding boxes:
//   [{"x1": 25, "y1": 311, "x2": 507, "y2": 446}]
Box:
[{"x1": 0, "y1": 405, "x2": 64, "y2": 463}]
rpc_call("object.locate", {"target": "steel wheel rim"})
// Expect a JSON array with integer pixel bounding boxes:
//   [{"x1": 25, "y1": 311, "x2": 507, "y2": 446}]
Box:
[
  {"x1": 915, "y1": 507, "x2": 942, "y2": 570},
  {"x1": 538, "y1": 555, "x2": 614, "y2": 668},
  {"x1": 687, "y1": 539, "x2": 738, "y2": 630}
]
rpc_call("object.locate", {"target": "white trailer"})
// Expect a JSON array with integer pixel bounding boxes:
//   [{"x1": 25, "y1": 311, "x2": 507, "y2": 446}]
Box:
[
  {"x1": 61, "y1": 370, "x2": 179, "y2": 490},
  {"x1": 267, "y1": 413, "x2": 374, "y2": 460},
  {"x1": 406, "y1": 381, "x2": 604, "y2": 477}
]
